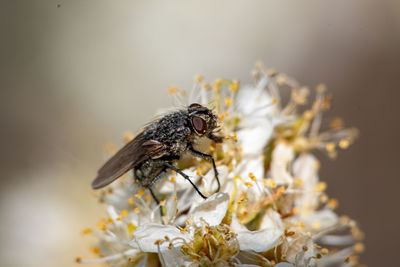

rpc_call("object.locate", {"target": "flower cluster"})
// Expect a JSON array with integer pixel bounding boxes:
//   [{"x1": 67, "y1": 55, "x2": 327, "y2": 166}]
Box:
[{"x1": 78, "y1": 64, "x2": 363, "y2": 266}]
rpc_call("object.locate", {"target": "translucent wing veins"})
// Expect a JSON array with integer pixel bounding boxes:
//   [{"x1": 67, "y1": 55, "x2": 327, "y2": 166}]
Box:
[{"x1": 91, "y1": 133, "x2": 166, "y2": 189}]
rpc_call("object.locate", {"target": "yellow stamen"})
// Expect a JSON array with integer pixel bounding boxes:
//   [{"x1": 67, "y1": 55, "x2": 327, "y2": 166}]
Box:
[
  {"x1": 276, "y1": 74, "x2": 287, "y2": 86},
  {"x1": 224, "y1": 97, "x2": 233, "y2": 107},
  {"x1": 230, "y1": 80, "x2": 239, "y2": 92},
  {"x1": 202, "y1": 83, "x2": 211, "y2": 90},
  {"x1": 194, "y1": 74, "x2": 203, "y2": 83},
  {"x1": 170, "y1": 176, "x2": 176, "y2": 182},
  {"x1": 272, "y1": 98, "x2": 277, "y2": 104},
  {"x1": 319, "y1": 193, "x2": 328, "y2": 203},
  {"x1": 92, "y1": 247, "x2": 100, "y2": 254},
  {"x1": 127, "y1": 223, "x2": 136, "y2": 236},
  {"x1": 312, "y1": 221, "x2": 322, "y2": 230},
  {"x1": 330, "y1": 117, "x2": 344, "y2": 130},
  {"x1": 327, "y1": 198, "x2": 339, "y2": 209},
  {"x1": 293, "y1": 207, "x2": 300, "y2": 215},
  {"x1": 121, "y1": 210, "x2": 128, "y2": 217},
  {"x1": 276, "y1": 186, "x2": 286, "y2": 195},
  {"x1": 248, "y1": 172, "x2": 256, "y2": 181},
  {"x1": 75, "y1": 257, "x2": 81, "y2": 263},
  {"x1": 320, "y1": 248, "x2": 329, "y2": 255},
  {"x1": 167, "y1": 86, "x2": 178, "y2": 94},
  {"x1": 244, "y1": 182, "x2": 253, "y2": 187},
  {"x1": 107, "y1": 218, "x2": 113, "y2": 224},
  {"x1": 353, "y1": 242, "x2": 365, "y2": 253},
  {"x1": 104, "y1": 142, "x2": 117, "y2": 155},
  {"x1": 123, "y1": 131, "x2": 134, "y2": 143},
  {"x1": 304, "y1": 110, "x2": 314, "y2": 120},
  {"x1": 339, "y1": 139, "x2": 350, "y2": 149},
  {"x1": 263, "y1": 178, "x2": 277, "y2": 188},
  {"x1": 295, "y1": 178, "x2": 303, "y2": 186},
  {"x1": 325, "y1": 142, "x2": 335, "y2": 152},
  {"x1": 267, "y1": 68, "x2": 277, "y2": 77},
  {"x1": 134, "y1": 208, "x2": 140, "y2": 213},
  {"x1": 180, "y1": 227, "x2": 186, "y2": 233},
  {"x1": 173, "y1": 195, "x2": 178, "y2": 201},
  {"x1": 81, "y1": 228, "x2": 92, "y2": 235},
  {"x1": 128, "y1": 198, "x2": 135, "y2": 205},
  {"x1": 314, "y1": 182, "x2": 327, "y2": 193},
  {"x1": 214, "y1": 79, "x2": 222, "y2": 92},
  {"x1": 97, "y1": 221, "x2": 107, "y2": 231}
]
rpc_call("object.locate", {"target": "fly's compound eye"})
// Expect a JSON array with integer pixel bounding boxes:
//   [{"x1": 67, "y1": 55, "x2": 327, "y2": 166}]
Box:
[{"x1": 191, "y1": 116, "x2": 207, "y2": 135}]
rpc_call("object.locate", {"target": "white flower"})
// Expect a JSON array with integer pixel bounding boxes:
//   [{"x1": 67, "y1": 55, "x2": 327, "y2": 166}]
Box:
[
  {"x1": 78, "y1": 65, "x2": 364, "y2": 267},
  {"x1": 233, "y1": 209, "x2": 283, "y2": 252}
]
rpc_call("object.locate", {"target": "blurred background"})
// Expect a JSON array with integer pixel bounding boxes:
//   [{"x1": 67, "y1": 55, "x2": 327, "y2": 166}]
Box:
[{"x1": 1, "y1": 0, "x2": 399, "y2": 266}]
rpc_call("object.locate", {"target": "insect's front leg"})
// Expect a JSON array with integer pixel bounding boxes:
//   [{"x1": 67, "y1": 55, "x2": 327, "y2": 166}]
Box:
[
  {"x1": 163, "y1": 162, "x2": 207, "y2": 199},
  {"x1": 188, "y1": 145, "x2": 221, "y2": 192}
]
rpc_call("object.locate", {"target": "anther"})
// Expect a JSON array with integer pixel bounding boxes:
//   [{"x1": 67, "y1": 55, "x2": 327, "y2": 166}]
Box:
[
  {"x1": 81, "y1": 228, "x2": 92, "y2": 235},
  {"x1": 168, "y1": 86, "x2": 178, "y2": 95},
  {"x1": 339, "y1": 139, "x2": 350, "y2": 149},
  {"x1": 194, "y1": 74, "x2": 203, "y2": 83},
  {"x1": 123, "y1": 131, "x2": 134, "y2": 143}
]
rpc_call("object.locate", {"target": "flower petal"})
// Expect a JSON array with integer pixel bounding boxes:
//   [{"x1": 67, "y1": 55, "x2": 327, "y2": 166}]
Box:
[
  {"x1": 274, "y1": 263, "x2": 295, "y2": 267},
  {"x1": 237, "y1": 227, "x2": 283, "y2": 252},
  {"x1": 293, "y1": 153, "x2": 319, "y2": 212},
  {"x1": 270, "y1": 142, "x2": 295, "y2": 184},
  {"x1": 129, "y1": 223, "x2": 189, "y2": 252},
  {"x1": 189, "y1": 192, "x2": 229, "y2": 227}
]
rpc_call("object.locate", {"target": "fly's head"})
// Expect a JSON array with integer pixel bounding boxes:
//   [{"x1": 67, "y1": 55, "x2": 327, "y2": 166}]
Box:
[{"x1": 188, "y1": 103, "x2": 223, "y2": 143}]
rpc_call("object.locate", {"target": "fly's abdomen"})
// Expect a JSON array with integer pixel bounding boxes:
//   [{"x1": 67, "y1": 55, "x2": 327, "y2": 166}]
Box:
[{"x1": 134, "y1": 159, "x2": 166, "y2": 187}]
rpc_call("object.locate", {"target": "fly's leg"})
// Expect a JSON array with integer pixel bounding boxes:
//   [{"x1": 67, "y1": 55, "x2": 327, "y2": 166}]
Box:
[
  {"x1": 148, "y1": 186, "x2": 165, "y2": 221},
  {"x1": 146, "y1": 166, "x2": 168, "y2": 221},
  {"x1": 163, "y1": 162, "x2": 207, "y2": 199},
  {"x1": 188, "y1": 146, "x2": 220, "y2": 192}
]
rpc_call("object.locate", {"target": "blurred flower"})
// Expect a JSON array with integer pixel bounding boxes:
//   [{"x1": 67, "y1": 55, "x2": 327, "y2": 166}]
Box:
[{"x1": 78, "y1": 64, "x2": 363, "y2": 266}]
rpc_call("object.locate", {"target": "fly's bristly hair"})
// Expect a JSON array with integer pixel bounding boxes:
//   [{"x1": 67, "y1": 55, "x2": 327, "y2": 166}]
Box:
[{"x1": 91, "y1": 103, "x2": 222, "y2": 204}]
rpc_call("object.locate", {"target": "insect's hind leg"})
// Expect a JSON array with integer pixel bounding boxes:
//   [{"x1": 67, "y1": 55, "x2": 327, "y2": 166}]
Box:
[
  {"x1": 148, "y1": 186, "x2": 160, "y2": 205},
  {"x1": 163, "y1": 162, "x2": 207, "y2": 199},
  {"x1": 146, "y1": 166, "x2": 168, "y2": 221}
]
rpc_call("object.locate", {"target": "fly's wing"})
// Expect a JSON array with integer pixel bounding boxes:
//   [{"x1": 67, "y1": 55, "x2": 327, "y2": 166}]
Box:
[{"x1": 91, "y1": 133, "x2": 166, "y2": 189}]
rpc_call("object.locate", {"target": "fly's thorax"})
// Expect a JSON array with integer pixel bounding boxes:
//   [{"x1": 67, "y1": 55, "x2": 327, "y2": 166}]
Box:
[{"x1": 145, "y1": 110, "x2": 191, "y2": 144}]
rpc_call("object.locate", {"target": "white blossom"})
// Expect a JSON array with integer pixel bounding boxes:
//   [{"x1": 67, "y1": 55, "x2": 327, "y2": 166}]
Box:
[{"x1": 78, "y1": 65, "x2": 363, "y2": 267}]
